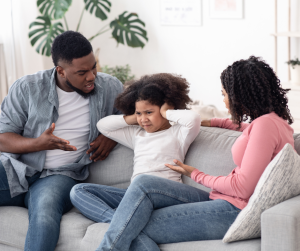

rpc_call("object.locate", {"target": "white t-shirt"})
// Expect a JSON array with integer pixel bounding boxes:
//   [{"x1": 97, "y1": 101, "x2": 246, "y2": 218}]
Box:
[
  {"x1": 97, "y1": 110, "x2": 201, "y2": 182},
  {"x1": 44, "y1": 86, "x2": 90, "y2": 169}
]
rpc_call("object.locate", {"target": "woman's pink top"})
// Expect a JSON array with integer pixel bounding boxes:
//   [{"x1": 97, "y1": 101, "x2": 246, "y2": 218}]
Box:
[{"x1": 191, "y1": 112, "x2": 294, "y2": 209}]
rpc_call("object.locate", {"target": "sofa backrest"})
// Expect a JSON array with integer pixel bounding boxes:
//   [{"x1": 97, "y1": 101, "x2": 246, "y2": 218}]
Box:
[{"x1": 85, "y1": 127, "x2": 300, "y2": 192}]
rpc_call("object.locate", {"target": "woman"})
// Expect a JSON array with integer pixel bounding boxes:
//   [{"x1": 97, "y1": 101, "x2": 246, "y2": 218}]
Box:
[{"x1": 96, "y1": 56, "x2": 295, "y2": 251}]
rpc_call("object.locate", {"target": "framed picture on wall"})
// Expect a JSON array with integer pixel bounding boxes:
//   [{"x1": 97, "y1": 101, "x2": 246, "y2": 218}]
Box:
[
  {"x1": 160, "y1": 0, "x2": 202, "y2": 26},
  {"x1": 209, "y1": 0, "x2": 243, "y2": 19}
]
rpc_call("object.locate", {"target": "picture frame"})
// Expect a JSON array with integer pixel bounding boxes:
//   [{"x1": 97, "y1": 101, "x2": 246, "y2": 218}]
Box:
[
  {"x1": 209, "y1": 0, "x2": 243, "y2": 19},
  {"x1": 160, "y1": 0, "x2": 202, "y2": 26}
]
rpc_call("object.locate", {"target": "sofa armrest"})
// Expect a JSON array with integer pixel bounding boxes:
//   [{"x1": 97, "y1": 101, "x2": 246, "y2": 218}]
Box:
[{"x1": 261, "y1": 195, "x2": 300, "y2": 251}]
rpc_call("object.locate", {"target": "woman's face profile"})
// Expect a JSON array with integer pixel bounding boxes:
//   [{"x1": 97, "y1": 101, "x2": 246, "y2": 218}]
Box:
[
  {"x1": 221, "y1": 86, "x2": 230, "y2": 114},
  {"x1": 135, "y1": 100, "x2": 170, "y2": 133}
]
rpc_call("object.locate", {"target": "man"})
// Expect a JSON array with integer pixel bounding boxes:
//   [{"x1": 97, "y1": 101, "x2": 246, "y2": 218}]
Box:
[{"x1": 0, "y1": 31, "x2": 123, "y2": 251}]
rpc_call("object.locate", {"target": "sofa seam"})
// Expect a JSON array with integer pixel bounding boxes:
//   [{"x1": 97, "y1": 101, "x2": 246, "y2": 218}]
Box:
[
  {"x1": 200, "y1": 128, "x2": 241, "y2": 138},
  {"x1": 0, "y1": 239, "x2": 23, "y2": 249}
]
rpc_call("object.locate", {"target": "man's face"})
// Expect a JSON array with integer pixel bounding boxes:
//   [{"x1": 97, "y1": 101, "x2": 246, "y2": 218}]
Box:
[{"x1": 57, "y1": 52, "x2": 97, "y2": 98}]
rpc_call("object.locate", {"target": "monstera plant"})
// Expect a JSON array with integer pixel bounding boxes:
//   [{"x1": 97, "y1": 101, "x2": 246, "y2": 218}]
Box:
[{"x1": 28, "y1": 0, "x2": 148, "y2": 56}]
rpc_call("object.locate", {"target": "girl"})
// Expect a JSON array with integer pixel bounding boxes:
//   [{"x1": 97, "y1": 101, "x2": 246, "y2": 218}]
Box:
[
  {"x1": 70, "y1": 73, "x2": 201, "y2": 237},
  {"x1": 95, "y1": 56, "x2": 295, "y2": 251}
]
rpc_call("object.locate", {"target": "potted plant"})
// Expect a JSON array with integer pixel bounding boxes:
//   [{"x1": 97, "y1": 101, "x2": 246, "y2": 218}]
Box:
[
  {"x1": 102, "y1": 64, "x2": 135, "y2": 85},
  {"x1": 287, "y1": 58, "x2": 300, "y2": 85},
  {"x1": 28, "y1": 0, "x2": 148, "y2": 67}
]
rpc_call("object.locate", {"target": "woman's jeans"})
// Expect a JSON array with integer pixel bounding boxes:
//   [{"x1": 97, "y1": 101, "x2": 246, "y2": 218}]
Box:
[
  {"x1": 0, "y1": 161, "x2": 77, "y2": 251},
  {"x1": 71, "y1": 175, "x2": 241, "y2": 251}
]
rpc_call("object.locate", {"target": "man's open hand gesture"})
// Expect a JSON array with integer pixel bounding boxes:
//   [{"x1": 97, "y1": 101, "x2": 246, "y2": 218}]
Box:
[{"x1": 36, "y1": 123, "x2": 77, "y2": 151}]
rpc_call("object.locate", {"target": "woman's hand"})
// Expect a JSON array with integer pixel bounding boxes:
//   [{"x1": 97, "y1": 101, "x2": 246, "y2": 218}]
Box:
[
  {"x1": 165, "y1": 159, "x2": 196, "y2": 177},
  {"x1": 124, "y1": 114, "x2": 138, "y2": 125},
  {"x1": 160, "y1": 103, "x2": 175, "y2": 119},
  {"x1": 201, "y1": 120, "x2": 211, "y2": 127}
]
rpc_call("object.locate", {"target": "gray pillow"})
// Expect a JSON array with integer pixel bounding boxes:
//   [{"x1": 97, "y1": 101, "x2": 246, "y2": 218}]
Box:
[{"x1": 223, "y1": 143, "x2": 300, "y2": 243}]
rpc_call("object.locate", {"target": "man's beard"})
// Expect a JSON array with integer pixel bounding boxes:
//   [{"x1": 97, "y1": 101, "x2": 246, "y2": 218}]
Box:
[{"x1": 66, "y1": 78, "x2": 96, "y2": 99}]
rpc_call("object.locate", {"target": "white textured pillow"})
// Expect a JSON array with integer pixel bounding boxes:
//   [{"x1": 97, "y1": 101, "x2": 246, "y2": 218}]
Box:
[{"x1": 223, "y1": 143, "x2": 300, "y2": 243}]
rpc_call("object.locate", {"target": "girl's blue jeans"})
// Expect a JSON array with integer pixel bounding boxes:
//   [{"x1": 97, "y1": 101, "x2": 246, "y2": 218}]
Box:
[{"x1": 70, "y1": 174, "x2": 241, "y2": 251}]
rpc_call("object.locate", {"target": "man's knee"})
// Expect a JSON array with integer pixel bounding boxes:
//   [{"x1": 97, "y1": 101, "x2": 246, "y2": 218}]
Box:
[{"x1": 30, "y1": 210, "x2": 61, "y2": 229}]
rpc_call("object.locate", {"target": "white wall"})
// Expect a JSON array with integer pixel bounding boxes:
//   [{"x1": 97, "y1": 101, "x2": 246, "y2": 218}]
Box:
[
  {"x1": 5, "y1": 0, "x2": 299, "y2": 110},
  {"x1": 77, "y1": 0, "x2": 300, "y2": 109},
  {"x1": 0, "y1": 0, "x2": 45, "y2": 83}
]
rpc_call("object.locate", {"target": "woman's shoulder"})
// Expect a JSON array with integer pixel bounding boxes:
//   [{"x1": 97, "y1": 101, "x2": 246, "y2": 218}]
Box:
[
  {"x1": 247, "y1": 112, "x2": 292, "y2": 135},
  {"x1": 252, "y1": 112, "x2": 287, "y2": 126}
]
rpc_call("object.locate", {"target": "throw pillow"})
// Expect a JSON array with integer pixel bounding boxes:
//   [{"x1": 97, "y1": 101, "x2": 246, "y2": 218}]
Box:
[{"x1": 223, "y1": 143, "x2": 300, "y2": 243}]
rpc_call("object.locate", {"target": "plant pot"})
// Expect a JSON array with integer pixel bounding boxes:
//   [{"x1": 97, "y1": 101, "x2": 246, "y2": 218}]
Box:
[{"x1": 290, "y1": 65, "x2": 300, "y2": 86}]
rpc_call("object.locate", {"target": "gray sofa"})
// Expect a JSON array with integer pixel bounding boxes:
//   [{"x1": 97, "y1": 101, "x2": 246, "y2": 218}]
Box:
[{"x1": 1, "y1": 126, "x2": 300, "y2": 251}]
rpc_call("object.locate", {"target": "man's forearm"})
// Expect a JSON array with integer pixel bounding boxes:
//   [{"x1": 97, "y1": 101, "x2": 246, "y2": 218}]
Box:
[{"x1": 0, "y1": 132, "x2": 39, "y2": 154}]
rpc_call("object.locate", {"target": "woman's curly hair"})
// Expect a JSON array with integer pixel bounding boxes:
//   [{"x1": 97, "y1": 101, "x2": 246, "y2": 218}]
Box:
[
  {"x1": 221, "y1": 56, "x2": 293, "y2": 127},
  {"x1": 115, "y1": 73, "x2": 192, "y2": 115}
]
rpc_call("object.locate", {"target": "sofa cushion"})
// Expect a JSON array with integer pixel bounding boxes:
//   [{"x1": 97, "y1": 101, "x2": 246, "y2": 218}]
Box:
[
  {"x1": 223, "y1": 143, "x2": 300, "y2": 243},
  {"x1": 0, "y1": 207, "x2": 28, "y2": 250},
  {"x1": 0, "y1": 207, "x2": 96, "y2": 251},
  {"x1": 85, "y1": 143, "x2": 133, "y2": 188},
  {"x1": 87, "y1": 127, "x2": 300, "y2": 192},
  {"x1": 0, "y1": 206, "x2": 261, "y2": 251},
  {"x1": 87, "y1": 127, "x2": 243, "y2": 190},
  {"x1": 182, "y1": 127, "x2": 242, "y2": 192},
  {"x1": 159, "y1": 238, "x2": 261, "y2": 251}
]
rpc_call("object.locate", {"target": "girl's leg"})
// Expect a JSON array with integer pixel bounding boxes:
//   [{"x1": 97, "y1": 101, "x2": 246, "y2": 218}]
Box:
[
  {"x1": 129, "y1": 232, "x2": 160, "y2": 251},
  {"x1": 142, "y1": 199, "x2": 241, "y2": 244},
  {"x1": 97, "y1": 174, "x2": 210, "y2": 251},
  {"x1": 128, "y1": 199, "x2": 241, "y2": 251},
  {"x1": 70, "y1": 183, "x2": 126, "y2": 223}
]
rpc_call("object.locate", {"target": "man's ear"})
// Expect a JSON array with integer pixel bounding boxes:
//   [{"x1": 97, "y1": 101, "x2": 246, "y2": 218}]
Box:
[{"x1": 56, "y1": 65, "x2": 66, "y2": 79}]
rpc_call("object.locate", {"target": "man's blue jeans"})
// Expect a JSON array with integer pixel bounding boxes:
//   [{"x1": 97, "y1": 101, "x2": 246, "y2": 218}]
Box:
[
  {"x1": 71, "y1": 175, "x2": 241, "y2": 251},
  {"x1": 0, "y1": 161, "x2": 77, "y2": 251}
]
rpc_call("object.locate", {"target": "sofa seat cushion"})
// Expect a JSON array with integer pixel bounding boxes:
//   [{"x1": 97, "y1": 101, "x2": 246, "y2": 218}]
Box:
[
  {"x1": 0, "y1": 207, "x2": 28, "y2": 249},
  {"x1": 159, "y1": 238, "x2": 261, "y2": 251},
  {"x1": 0, "y1": 205, "x2": 261, "y2": 251},
  {"x1": 0, "y1": 207, "x2": 96, "y2": 251}
]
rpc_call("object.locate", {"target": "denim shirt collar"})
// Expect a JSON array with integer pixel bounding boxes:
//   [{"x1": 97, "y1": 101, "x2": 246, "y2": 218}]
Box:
[{"x1": 48, "y1": 68, "x2": 59, "y2": 111}]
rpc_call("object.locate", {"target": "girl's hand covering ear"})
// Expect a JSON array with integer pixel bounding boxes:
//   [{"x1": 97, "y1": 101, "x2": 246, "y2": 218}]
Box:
[
  {"x1": 124, "y1": 114, "x2": 138, "y2": 125},
  {"x1": 160, "y1": 103, "x2": 175, "y2": 118},
  {"x1": 165, "y1": 159, "x2": 196, "y2": 177}
]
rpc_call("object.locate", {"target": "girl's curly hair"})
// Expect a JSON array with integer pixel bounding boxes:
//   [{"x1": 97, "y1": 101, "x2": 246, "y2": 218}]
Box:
[
  {"x1": 115, "y1": 73, "x2": 192, "y2": 115},
  {"x1": 221, "y1": 56, "x2": 293, "y2": 127}
]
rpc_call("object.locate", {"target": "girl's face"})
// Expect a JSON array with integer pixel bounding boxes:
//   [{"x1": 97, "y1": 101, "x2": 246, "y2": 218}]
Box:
[
  {"x1": 221, "y1": 85, "x2": 231, "y2": 114},
  {"x1": 135, "y1": 100, "x2": 171, "y2": 133}
]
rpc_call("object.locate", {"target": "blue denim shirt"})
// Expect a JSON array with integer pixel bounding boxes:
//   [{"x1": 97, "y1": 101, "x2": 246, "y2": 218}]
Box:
[{"x1": 0, "y1": 68, "x2": 123, "y2": 197}]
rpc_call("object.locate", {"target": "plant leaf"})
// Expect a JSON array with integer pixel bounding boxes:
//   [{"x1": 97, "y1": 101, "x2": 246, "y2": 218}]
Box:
[
  {"x1": 37, "y1": 0, "x2": 72, "y2": 20},
  {"x1": 84, "y1": 0, "x2": 111, "y2": 21},
  {"x1": 28, "y1": 16, "x2": 64, "y2": 56},
  {"x1": 110, "y1": 11, "x2": 148, "y2": 48}
]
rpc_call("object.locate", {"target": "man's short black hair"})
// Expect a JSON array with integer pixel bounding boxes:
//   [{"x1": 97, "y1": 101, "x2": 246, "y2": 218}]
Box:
[{"x1": 51, "y1": 31, "x2": 93, "y2": 66}]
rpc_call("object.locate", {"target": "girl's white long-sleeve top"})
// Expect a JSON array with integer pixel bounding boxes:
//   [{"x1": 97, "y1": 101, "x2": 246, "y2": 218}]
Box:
[{"x1": 97, "y1": 110, "x2": 201, "y2": 183}]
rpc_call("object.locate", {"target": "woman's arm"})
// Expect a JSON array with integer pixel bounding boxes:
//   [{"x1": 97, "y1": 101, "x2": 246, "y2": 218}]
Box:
[
  {"x1": 96, "y1": 115, "x2": 139, "y2": 149},
  {"x1": 167, "y1": 117, "x2": 279, "y2": 200},
  {"x1": 210, "y1": 118, "x2": 249, "y2": 131}
]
